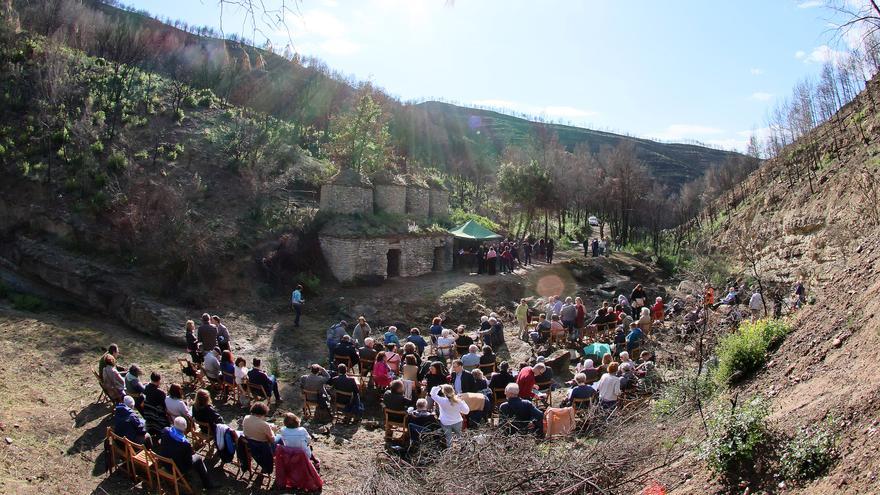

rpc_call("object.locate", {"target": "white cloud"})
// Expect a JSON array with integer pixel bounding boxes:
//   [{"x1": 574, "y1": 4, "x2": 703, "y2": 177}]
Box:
[
  {"x1": 750, "y1": 92, "x2": 774, "y2": 101},
  {"x1": 470, "y1": 100, "x2": 599, "y2": 121},
  {"x1": 799, "y1": 44, "x2": 847, "y2": 64},
  {"x1": 319, "y1": 38, "x2": 361, "y2": 55},
  {"x1": 797, "y1": 1, "x2": 824, "y2": 8},
  {"x1": 750, "y1": 68, "x2": 764, "y2": 76}
]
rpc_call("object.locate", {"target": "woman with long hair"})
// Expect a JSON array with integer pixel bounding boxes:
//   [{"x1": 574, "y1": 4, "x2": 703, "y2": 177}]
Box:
[
  {"x1": 429, "y1": 384, "x2": 469, "y2": 447},
  {"x1": 372, "y1": 352, "x2": 393, "y2": 389}
]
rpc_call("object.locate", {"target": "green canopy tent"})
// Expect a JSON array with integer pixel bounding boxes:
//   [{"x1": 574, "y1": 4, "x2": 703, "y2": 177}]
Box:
[
  {"x1": 448, "y1": 220, "x2": 502, "y2": 241},
  {"x1": 449, "y1": 220, "x2": 502, "y2": 271}
]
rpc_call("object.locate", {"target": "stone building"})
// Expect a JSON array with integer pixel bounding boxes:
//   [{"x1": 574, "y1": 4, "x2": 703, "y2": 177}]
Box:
[
  {"x1": 372, "y1": 170, "x2": 407, "y2": 215},
  {"x1": 317, "y1": 168, "x2": 452, "y2": 283},
  {"x1": 319, "y1": 168, "x2": 373, "y2": 215}
]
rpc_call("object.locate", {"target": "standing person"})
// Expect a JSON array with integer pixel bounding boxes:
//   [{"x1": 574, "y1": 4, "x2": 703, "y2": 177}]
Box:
[
  {"x1": 501, "y1": 247, "x2": 514, "y2": 274},
  {"x1": 546, "y1": 238, "x2": 555, "y2": 264},
  {"x1": 196, "y1": 314, "x2": 218, "y2": 353},
  {"x1": 476, "y1": 245, "x2": 486, "y2": 275},
  {"x1": 429, "y1": 384, "x2": 469, "y2": 447},
  {"x1": 749, "y1": 290, "x2": 764, "y2": 321},
  {"x1": 212, "y1": 315, "x2": 230, "y2": 351},
  {"x1": 486, "y1": 246, "x2": 498, "y2": 275},
  {"x1": 561, "y1": 297, "x2": 577, "y2": 339},
  {"x1": 184, "y1": 321, "x2": 202, "y2": 364},
  {"x1": 515, "y1": 299, "x2": 529, "y2": 340},
  {"x1": 574, "y1": 297, "x2": 587, "y2": 338},
  {"x1": 523, "y1": 240, "x2": 532, "y2": 266},
  {"x1": 598, "y1": 238, "x2": 607, "y2": 256},
  {"x1": 291, "y1": 285, "x2": 304, "y2": 327},
  {"x1": 326, "y1": 320, "x2": 349, "y2": 366},
  {"x1": 591, "y1": 239, "x2": 599, "y2": 258},
  {"x1": 630, "y1": 284, "x2": 648, "y2": 319},
  {"x1": 537, "y1": 239, "x2": 546, "y2": 260},
  {"x1": 582, "y1": 238, "x2": 589, "y2": 257},
  {"x1": 352, "y1": 316, "x2": 371, "y2": 347},
  {"x1": 793, "y1": 280, "x2": 806, "y2": 309}
]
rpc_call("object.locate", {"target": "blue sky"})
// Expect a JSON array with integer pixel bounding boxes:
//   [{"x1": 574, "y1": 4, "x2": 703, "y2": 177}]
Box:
[{"x1": 126, "y1": 0, "x2": 855, "y2": 151}]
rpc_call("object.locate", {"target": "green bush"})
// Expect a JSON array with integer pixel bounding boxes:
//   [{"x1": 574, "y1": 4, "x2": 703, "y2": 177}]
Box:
[
  {"x1": 780, "y1": 419, "x2": 837, "y2": 482},
  {"x1": 299, "y1": 273, "x2": 320, "y2": 293},
  {"x1": 715, "y1": 319, "x2": 789, "y2": 386},
  {"x1": 700, "y1": 396, "x2": 769, "y2": 477},
  {"x1": 449, "y1": 208, "x2": 501, "y2": 232},
  {"x1": 174, "y1": 108, "x2": 185, "y2": 123},
  {"x1": 10, "y1": 293, "x2": 46, "y2": 312},
  {"x1": 653, "y1": 370, "x2": 715, "y2": 418},
  {"x1": 107, "y1": 152, "x2": 127, "y2": 172},
  {"x1": 90, "y1": 141, "x2": 104, "y2": 154}
]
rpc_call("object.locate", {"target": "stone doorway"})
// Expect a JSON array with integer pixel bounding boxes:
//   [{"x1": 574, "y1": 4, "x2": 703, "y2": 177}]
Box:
[
  {"x1": 386, "y1": 249, "x2": 401, "y2": 278},
  {"x1": 432, "y1": 247, "x2": 444, "y2": 271}
]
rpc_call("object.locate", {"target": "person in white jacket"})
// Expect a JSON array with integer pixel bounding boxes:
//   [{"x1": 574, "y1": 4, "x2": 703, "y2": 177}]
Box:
[
  {"x1": 430, "y1": 384, "x2": 469, "y2": 447},
  {"x1": 749, "y1": 291, "x2": 764, "y2": 321}
]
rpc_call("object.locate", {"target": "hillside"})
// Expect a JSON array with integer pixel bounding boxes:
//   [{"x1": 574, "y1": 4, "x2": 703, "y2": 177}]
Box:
[
  {"x1": 646, "y1": 70, "x2": 880, "y2": 493},
  {"x1": 407, "y1": 101, "x2": 741, "y2": 186},
  {"x1": 28, "y1": 0, "x2": 742, "y2": 190}
]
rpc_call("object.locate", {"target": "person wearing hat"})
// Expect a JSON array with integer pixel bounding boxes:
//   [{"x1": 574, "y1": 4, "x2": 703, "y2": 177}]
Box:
[
  {"x1": 352, "y1": 316, "x2": 371, "y2": 347},
  {"x1": 159, "y1": 416, "x2": 215, "y2": 489},
  {"x1": 113, "y1": 395, "x2": 151, "y2": 447}
]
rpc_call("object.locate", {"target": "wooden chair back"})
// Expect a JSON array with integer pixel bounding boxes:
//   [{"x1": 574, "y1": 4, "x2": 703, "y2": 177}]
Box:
[
  {"x1": 220, "y1": 370, "x2": 239, "y2": 403},
  {"x1": 192, "y1": 420, "x2": 217, "y2": 459},
  {"x1": 455, "y1": 344, "x2": 469, "y2": 357},
  {"x1": 125, "y1": 438, "x2": 154, "y2": 488},
  {"x1": 478, "y1": 362, "x2": 496, "y2": 375},
  {"x1": 334, "y1": 354, "x2": 353, "y2": 368},
  {"x1": 535, "y1": 379, "x2": 553, "y2": 407},
  {"x1": 301, "y1": 388, "x2": 321, "y2": 420},
  {"x1": 93, "y1": 368, "x2": 110, "y2": 404},
  {"x1": 177, "y1": 358, "x2": 205, "y2": 389},
  {"x1": 105, "y1": 427, "x2": 131, "y2": 477},
  {"x1": 149, "y1": 450, "x2": 194, "y2": 495},
  {"x1": 245, "y1": 382, "x2": 272, "y2": 405},
  {"x1": 332, "y1": 390, "x2": 355, "y2": 423},
  {"x1": 383, "y1": 408, "x2": 409, "y2": 442}
]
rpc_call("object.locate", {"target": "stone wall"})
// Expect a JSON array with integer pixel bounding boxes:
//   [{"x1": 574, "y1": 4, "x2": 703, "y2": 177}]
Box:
[
  {"x1": 319, "y1": 233, "x2": 453, "y2": 283},
  {"x1": 374, "y1": 184, "x2": 407, "y2": 215},
  {"x1": 320, "y1": 184, "x2": 373, "y2": 215},
  {"x1": 428, "y1": 189, "x2": 449, "y2": 218},
  {"x1": 405, "y1": 187, "x2": 430, "y2": 219}
]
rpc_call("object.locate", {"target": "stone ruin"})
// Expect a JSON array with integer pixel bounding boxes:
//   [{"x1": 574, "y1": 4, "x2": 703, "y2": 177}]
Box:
[{"x1": 318, "y1": 169, "x2": 452, "y2": 284}]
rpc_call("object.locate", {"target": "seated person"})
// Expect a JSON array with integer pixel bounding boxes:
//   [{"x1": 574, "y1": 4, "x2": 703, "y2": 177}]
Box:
[
  {"x1": 241, "y1": 402, "x2": 276, "y2": 474},
  {"x1": 594, "y1": 362, "x2": 622, "y2": 409},
  {"x1": 455, "y1": 327, "x2": 474, "y2": 353},
  {"x1": 560, "y1": 373, "x2": 597, "y2": 409},
  {"x1": 276, "y1": 413, "x2": 319, "y2": 466},
  {"x1": 248, "y1": 358, "x2": 282, "y2": 402},
  {"x1": 300, "y1": 364, "x2": 330, "y2": 408},
  {"x1": 449, "y1": 359, "x2": 479, "y2": 394},
  {"x1": 143, "y1": 372, "x2": 168, "y2": 435},
  {"x1": 574, "y1": 359, "x2": 600, "y2": 384},
  {"x1": 401, "y1": 342, "x2": 422, "y2": 368},
  {"x1": 612, "y1": 325, "x2": 627, "y2": 353},
  {"x1": 372, "y1": 352, "x2": 393, "y2": 389},
  {"x1": 202, "y1": 347, "x2": 222, "y2": 384},
  {"x1": 460, "y1": 345, "x2": 481, "y2": 368},
  {"x1": 422, "y1": 361, "x2": 447, "y2": 408},
  {"x1": 406, "y1": 328, "x2": 428, "y2": 357},
  {"x1": 329, "y1": 364, "x2": 362, "y2": 419},
  {"x1": 515, "y1": 363, "x2": 540, "y2": 401},
  {"x1": 102, "y1": 355, "x2": 125, "y2": 403},
  {"x1": 192, "y1": 389, "x2": 224, "y2": 436},
  {"x1": 626, "y1": 322, "x2": 644, "y2": 354},
  {"x1": 333, "y1": 335, "x2": 360, "y2": 365},
  {"x1": 651, "y1": 297, "x2": 665, "y2": 321},
  {"x1": 124, "y1": 364, "x2": 145, "y2": 409},
  {"x1": 113, "y1": 395, "x2": 151, "y2": 447},
  {"x1": 533, "y1": 362, "x2": 554, "y2": 391},
  {"x1": 407, "y1": 398, "x2": 439, "y2": 429},
  {"x1": 382, "y1": 380, "x2": 413, "y2": 413},
  {"x1": 529, "y1": 314, "x2": 552, "y2": 344},
  {"x1": 435, "y1": 330, "x2": 456, "y2": 360},
  {"x1": 159, "y1": 417, "x2": 215, "y2": 489},
  {"x1": 429, "y1": 317, "x2": 444, "y2": 345},
  {"x1": 479, "y1": 346, "x2": 497, "y2": 370},
  {"x1": 498, "y1": 383, "x2": 544, "y2": 436},
  {"x1": 619, "y1": 362, "x2": 638, "y2": 391},
  {"x1": 471, "y1": 369, "x2": 490, "y2": 394},
  {"x1": 383, "y1": 326, "x2": 400, "y2": 346},
  {"x1": 385, "y1": 344, "x2": 402, "y2": 374},
  {"x1": 219, "y1": 351, "x2": 236, "y2": 384},
  {"x1": 489, "y1": 317, "x2": 505, "y2": 347},
  {"x1": 488, "y1": 361, "x2": 516, "y2": 393},
  {"x1": 164, "y1": 383, "x2": 192, "y2": 421},
  {"x1": 618, "y1": 351, "x2": 633, "y2": 368},
  {"x1": 549, "y1": 314, "x2": 566, "y2": 340},
  {"x1": 402, "y1": 355, "x2": 420, "y2": 383},
  {"x1": 635, "y1": 351, "x2": 655, "y2": 377},
  {"x1": 358, "y1": 338, "x2": 378, "y2": 369}
]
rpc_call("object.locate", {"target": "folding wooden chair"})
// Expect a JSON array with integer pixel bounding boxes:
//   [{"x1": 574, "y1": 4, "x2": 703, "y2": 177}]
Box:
[
  {"x1": 535, "y1": 379, "x2": 553, "y2": 409},
  {"x1": 192, "y1": 420, "x2": 217, "y2": 459},
  {"x1": 334, "y1": 354, "x2": 353, "y2": 369},
  {"x1": 478, "y1": 362, "x2": 496, "y2": 375},
  {"x1": 105, "y1": 427, "x2": 132, "y2": 478},
  {"x1": 149, "y1": 450, "x2": 194, "y2": 495},
  {"x1": 245, "y1": 382, "x2": 273, "y2": 406},
  {"x1": 237, "y1": 438, "x2": 273, "y2": 490},
  {"x1": 125, "y1": 438, "x2": 155, "y2": 489},
  {"x1": 93, "y1": 368, "x2": 110, "y2": 404},
  {"x1": 301, "y1": 388, "x2": 321, "y2": 420},
  {"x1": 220, "y1": 370, "x2": 239, "y2": 404},
  {"x1": 332, "y1": 390, "x2": 356, "y2": 424},
  {"x1": 177, "y1": 358, "x2": 205, "y2": 390},
  {"x1": 491, "y1": 387, "x2": 507, "y2": 414},
  {"x1": 571, "y1": 396, "x2": 596, "y2": 427},
  {"x1": 358, "y1": 358, "x2": 375, "y2": 391},
  {"x1": 383, "y1": 408, "x2": 409, "y2": 443},
  {"x1": 455, "y1": 343, "x2": 469, "y2": 358}
]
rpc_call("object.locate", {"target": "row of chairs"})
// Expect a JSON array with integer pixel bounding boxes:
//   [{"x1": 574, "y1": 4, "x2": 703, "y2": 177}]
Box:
[
  {"x1": 106, "y1": 428, "x2": 193, "y2": 495},
  {"x1": 176, "y1": 357, "x2": 275, "y2": 407}
]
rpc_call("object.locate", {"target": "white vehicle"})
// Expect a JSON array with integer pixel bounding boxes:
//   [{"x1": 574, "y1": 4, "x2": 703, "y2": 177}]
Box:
[{"x1": 588, "y1": 216, "x2": 599, "y2": 227}]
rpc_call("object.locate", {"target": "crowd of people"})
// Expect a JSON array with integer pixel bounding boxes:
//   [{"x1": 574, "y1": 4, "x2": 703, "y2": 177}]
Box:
[{"x1": 458, "y1": 237, "x2": 556, "y2": 275}]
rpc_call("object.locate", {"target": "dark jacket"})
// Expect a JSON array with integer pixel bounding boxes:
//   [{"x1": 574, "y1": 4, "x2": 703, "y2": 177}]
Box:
[
  {"x1": 488, "y1": 371, "x2": 516, "y2": 391},
  {"x1": 158, "y1": 427, "x2": 194, "y2": 474},
  {"x1": 247, "y1": 368, "x2": 274, "y2": 396},
  {"x1": 382, "y1": 390, "x2": 412, "y2": 412},
  {"x1": 449, "y1": 370, "x2": 479, "y2": 394},
  {"x1": 113, "y1": 404, "x2": 147, "y2": 443},
  {"x1": 193, "y1": 405, "x2": 224, "y2": 435},
  {"x1": 333, "y1": 341, "x2": 360, "y2": 364},
  {"x1": 329, "y1": 374, "x2": 359, "y2": 396},
  {"x1": 499, "y1": 397, "x2": 544, "y2": 433},
  {"x1": 197, "y1": 323, "x2": 218, "y2": 351}
]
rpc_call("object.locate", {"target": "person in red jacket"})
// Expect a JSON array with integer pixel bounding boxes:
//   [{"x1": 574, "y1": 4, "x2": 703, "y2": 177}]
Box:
[
  {"x1": 651, "y1": 297, "x2": 665, "y2": 322},
  {"x1": 515, "y1": 363, "x2": 537, "y2": 400}
]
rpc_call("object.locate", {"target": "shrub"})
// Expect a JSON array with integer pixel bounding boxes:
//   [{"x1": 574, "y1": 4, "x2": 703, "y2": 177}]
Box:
[
  {"x1": 299, "y1": 273, "x2": 320, "y2": 293},
  {"x1": 174, "y1": 108, "x2": 185, "y2": 123},
  {"x1": 780, "y1": 419, "x2": 837, "y2": 482},
  {"x1": 700, "y1": 396, "x2": 769, "y2": 477},
  {"x1": 10, "y1": 293, "x2": 46, "y2": 312},
  {"x1": 449, "y1": 208, "x2": 501, "y2": 232},
  {"x1": 652, "y1": 370, "x2": 715, "y2": 418},
  {"x1": 107, "y1": 151, "x2": 127, "y2": 172},
  {"x1": 133, "y1": 150, "x2": 149, "y2": 161},
  {"x1": 90, "y1": 141, "x2": 104, "y2": 154},
  {"x1": 715, "y1": 319, "x2": 789, "y2": 386}
]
